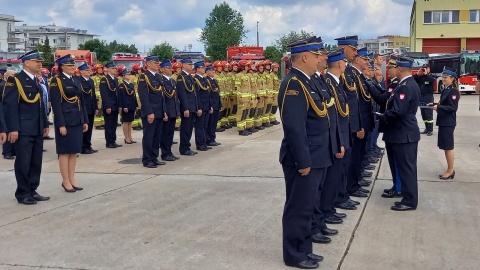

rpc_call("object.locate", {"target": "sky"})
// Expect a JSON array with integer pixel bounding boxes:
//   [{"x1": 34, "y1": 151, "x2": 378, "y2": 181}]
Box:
[{"x1": 4, "y1": 0, "x2": 413, "y2": 53}]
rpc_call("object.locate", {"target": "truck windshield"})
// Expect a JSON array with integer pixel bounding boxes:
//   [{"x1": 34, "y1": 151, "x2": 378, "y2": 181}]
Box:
[
  {"x1": 412, "y1": 58, "x2": 428, "y2": 69},
  {"x1": 461, "y1": 54, "x2": 480, "y2": 76},
  {"x1": 113, "y1": 60, "x2": 143, "y2": 71},
  {"x1": 0, "y1": 62, "x2": 23, "y2": 73}
]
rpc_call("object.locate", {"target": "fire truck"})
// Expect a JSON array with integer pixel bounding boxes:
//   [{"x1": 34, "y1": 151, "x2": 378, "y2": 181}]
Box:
[
  {"x1": 227, "y1": 46, "x2": 265, "y2": 65},
  {"x1": 55, "y1": 50, "x2": 97, "y2": 67},
  {"x1": 112, "y1": 52, "x2": 144, "y2": 71},
  {"x1": 0, "y1": 57, "x2": 23, "y2": 73},
  {"x1": 172, "y1": 51, "x2": 205, "y2": 64},
  {"x1": 428, "y1": 52, "x2": 480, "y2": 93}
]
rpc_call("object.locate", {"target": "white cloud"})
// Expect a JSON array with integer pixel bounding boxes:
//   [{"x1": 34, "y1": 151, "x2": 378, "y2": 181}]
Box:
[{"x1": 119, "y1": 4, "x2": 142, "y2": 23}]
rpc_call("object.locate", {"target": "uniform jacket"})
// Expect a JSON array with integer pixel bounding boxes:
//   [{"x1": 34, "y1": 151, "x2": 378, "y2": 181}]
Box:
[
  {"x1": 279, "y1": 67, "x2": 333, "y2": 170},
  {"x1": 206, "y1": 76, "x2": 222, "y2": 111},
  {"x1": 79, "y1": 76, "x2": 98, "y2": 115},
  {"x1": 138, "y1": 70, "x2": 166, "y2": 119},
  {"x1": 176, "y1": 71, "x2": 198, "y2": 112},
  {"x1": 342, "y1": 65, "x2": 361, "y2": 133},
  {"x1": 0, "y1": 79, "x2": 6, "y2": 132},
  {"x1": 100, "y1": 74, "x2": 119, "y2": 111},
  {"x1": 413, "y1": 73, "x2": 436, "y2": 97},
  {"x1": 436, "y1": 84, "x2": 459, "y2": 127},
  {"x1": 118, "y1": 81, "x2": 138, "y2": 111},
  {"x1": 351, "y1": 66, "x2": 373, "y2": 132},
  {"x1": 2, "y1": 70, "x2": 49, "y2": 135},
  {"x1": 194, "y1": 74, "x2": 211, "y2": 111},
  {"x1": 380, "y1": 76, "x2": 420, "y2": 143},
  {"x1": 326, "y1": 73, "x2": 351, "y2": 150},
  {"x1": 366, "y1": 77, "x2": 397, "y2": 133},
  {"x1": 160, "y1": 75, "x2": 180, "y2": 118},
  {"x1": 312, "y1": 72, "x2": 341, "y2": 155},
  {"x1": 49, "y1": 73, "x2": 88, "y2": 127}
]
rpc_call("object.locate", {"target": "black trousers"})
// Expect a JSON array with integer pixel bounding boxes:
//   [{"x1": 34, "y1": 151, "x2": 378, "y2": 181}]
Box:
[
  {"x1": 82, "y1": 114, "x2": 95, "y2": 151},
  {"x1": 141, "y1": 118, "x2": 163, "y2": 165},
  {"x1": 385, "y1": 142, "x2": 401, "y2": 192},
  {"x1": 14, "y1": 135, "x2": 44, "y2": 200},
  {"x1": 336, "y1": 148, "x2": 351, "y2": 205},
  {"x1": 311, "y1": 167, "x2": 329, "y2": 233},
  {"x1": 103, "y1": 110, "x2": 118, "y2": 145},
  {"x1": 161, "y1": 117, "x2": 176, "y2": 157},
  {"x1": 2, "y1": 141, "x2": 16, "y2": 156},
  {"x1": 347, "y1": 134, "x2": 367, "y2": 194},
  {"x1": 195, "y1": 112, "x2": 208, "y2": 148},
  {"x1": 388, "y1": 142, "x2": 418, "y2": 207},
  {"x1": 179, "y1": 114, "x2": 196, "y2": 153},
  {"x1": 320, "y1": 156, "x2": 346, "y2": 218},
  {"x1": 207, "y1": 110, "x2": 220, "y2": 143},
  {"x1": 282, "y1": 165, "x2": 325, "y2": 265},
  {"x1": 421, "y1": 95, "x2": 434, "y2": 132}
]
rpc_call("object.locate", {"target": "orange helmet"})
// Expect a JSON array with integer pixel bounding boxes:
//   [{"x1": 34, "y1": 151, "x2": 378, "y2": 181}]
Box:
[
  {"x1": 238, "y1": 60, "x2": 248, "y2": 67},
  {"x1": 230, "y1": 60, "x2": 238, "y2": 67},
  {"x1": 51, "y1": 66, "x2": 58, "y2": 73},
  {"x1": 131, "y1": 63, "x2": 141, "y2": 72},
  {"x1": 213, "y1": 60, "x2": 222, "y2": 68},
  {"x1": 117, "y1": 65, "x2": 127, "y2": 76},
  {"x1": 271, "y1": 62, "x2": 280, "y2": 69},
  {"x1": 172, "y1": 62, "x2": 182, "y2": 69},
  {"x1": 74, "y1": 68, "x2": 80, "y2": 76},
  {"x1": 256, "y1": 61, "x2": 264, "y2": 70},
  {"x1": 264, "y1": 59, "x2": 272, "y2": 66},
  {"x1": 205, "y1": 62, "x2": 212, "y2": 67},
  {"x1": 40, "y1": 68, "x2": 49, "y2": 75},
  {"x1": 94, "y1": 64, "x2": 103, "y2": 71},
  {"x1": 221, "y1": 61, "x2": 228, "y2": 67}
]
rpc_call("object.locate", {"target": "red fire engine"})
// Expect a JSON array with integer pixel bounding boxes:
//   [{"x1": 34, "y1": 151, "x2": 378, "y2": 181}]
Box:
[
  {"x1": 0, "y1": 57, "x2": 23, "y2": 73},
  {"x1": 55, "y1": 50, "x2": 97, "y2": 67},
  {"x1": 111, "y1": 52, "x2": 144, "y2": 71},
  {"x1": 428, "y1": 52, "x2": 480, "y2": 93},
  {"x1": 227, "y1": 46, "x2": 265, "y2": 65}
]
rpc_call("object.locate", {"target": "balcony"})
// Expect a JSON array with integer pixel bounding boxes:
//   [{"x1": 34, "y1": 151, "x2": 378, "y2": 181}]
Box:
[
  {"x1": 7, "y1": 38, "x2": 23, "y2": 43},
  {"x1": 54, "y1": 42, "x2": 71, "y2": 49},
  {"x1": 7, "y1": 29, "x2": 22, "y2": 34}
]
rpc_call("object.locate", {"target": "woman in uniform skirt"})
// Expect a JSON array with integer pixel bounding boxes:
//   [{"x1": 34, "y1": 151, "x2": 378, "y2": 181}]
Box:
[
  {"x1": 50, "y1": 54, "x2": 88, "y2": 192},
  {"x1": 432, "y1": 67, "x2": 460, "y2": 180},
  {"x1": 117, "y1": 66, "x2": 138, "y2": 144}
]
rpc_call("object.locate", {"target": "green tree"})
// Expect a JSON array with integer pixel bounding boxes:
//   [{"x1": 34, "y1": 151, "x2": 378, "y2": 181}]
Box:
[
  {"x1": 107, "y1": 40, "x2": 138, "y2": 54},
  {"x1": 150, "y1": 42, "x2": 175, "y2": 61},
  {"x1": 199, "y1": 2, "x2": 248, "y2": 60},
  {"x1": 325, "y1": 44, "x2": 338, "y2": 51},
  {"x1": 274, "y1": 30, "x2": 314, "y2": 53},
  {"x1": 36, "y1": 36, "x2": 54, "y2": 64},
  {"x1": 78, "y1": 39, "x2": 112, "y2": 63},
  {"x1": 264, "y1": 46, "x2": 283, "y2": 65}
]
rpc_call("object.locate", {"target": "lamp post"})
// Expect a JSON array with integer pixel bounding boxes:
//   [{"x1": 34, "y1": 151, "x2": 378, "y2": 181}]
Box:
[{"x1": 256, "y1": 21, "x2": 259, "y2": 47}]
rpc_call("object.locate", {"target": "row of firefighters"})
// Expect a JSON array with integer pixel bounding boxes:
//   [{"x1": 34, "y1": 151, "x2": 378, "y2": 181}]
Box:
[{"x1": 48, "y1": 59, "x2": 282, "y2": 134}]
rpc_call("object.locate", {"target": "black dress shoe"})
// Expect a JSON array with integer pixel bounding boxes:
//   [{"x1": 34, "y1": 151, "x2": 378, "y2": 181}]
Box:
[
  {"x1": 381, "y1": 190, "x2": 402, "y2": 198},
  {"x1": 348, "y1": 199, "x2": 360, "y2": 205},
  {"x1": 363, "y1": 165, "x2": 376, "y2": 170},
  {"x1": 350, "y1": 190, "x2": 368, "y2": 198},
  {"x1": 196, "y1": 147, "x2": 208, "y2": 151},
  {"x1": 320, "y1": 227, "x2": 339, "y2": 235},
  {"x1": 285, "y1": 259, "x2": 319, "y2": 269},
  {"x1": 384, "y1": 187, "x2": 395, "y2": 193},
  {"x1": 43, "y1": 136, "x2": 54, "y2": 140},
  {"x1": 361, "y1": 171, "x2": 373, "y2": 178},
  {"x1": 72, "y1": 186, "x2": 83, "y2": 191},
  {"x1": 391, "y1": 204, "x2": 416, "y2": 211},
  {"x1": 106, "y1": 144, "x2": 117, "y2": 149},
  {"x1": 192, "y1": 151, "x2": 198, "y2": 155},
  {"x1": 170, "y1": 155, "x2": 180, "y2": 160},
  {"x1": 358, "y1": 187, "x2": 370, "y2": 194},
  {"x1": 271, "y1": 120, "x2": 280, "y2": 125},
  {"x1": 181, "y1": 150, "x2": 196, "y2": 156},
  {"x1": 420, "y1": 129, "x2": 428, "y2": 134},
  {"x1": 263, "y1": 122, "x2": 273, "y2": 127},
  {"x1": 61, "y1": 183, "x2": 76, "y2": 193},
  {"x1": 358, "y1": 179, "x2": 371, "y2": 187},
  {"x1": 439, "y1": 170, "x2": 455, "y2": 180},
  {"x1": 172, "y1": 141, "x2": 178, "y2": 144},
  {"x1": 143, "y1": 163, "x2": 157, "y2": 168},
  {"x1": 89, "y1": 149, "x2": 99, "y2": 153},
  {"x1": 394, "y1": 201, "x2": 402, "y2": 206},
  {"x1": 205, "y1": 146, "x2": 212, "y2": 149},
  {"x1": 312, "y1": 233, "x2": 331, "y2": 244},
  {"x1": 17, "y1": 197, "x2": 37, "y2": 205},
  {"x1": 325, "y1": 216, "x2": 343, "y2": 224},
  {"x1": 307, "y1": 253, "x2": 324, "y2": 262},
  {"x1": 32, "y1": 194, "x2": 50, "y2": 201},
  {"x1": 207, "y1": 142, "x2": 219, "y2": 146},
  {"x1": 162, "y1": 156, "x2": 176, "y2": 161},
  {"x1": 239, "y1": 131, "x2": 249, "y2": 136},
  {"x1": 216, "y1": 128, "x2": 225, "y2": 132},
  {"x1": 427, "y1": 131, "x2": 433, "y2": 136},
  {"x1": 81, "y1": 149, "x2": 94, "y2": 154},
  {"x1": 333, "y1": 212, "x2": 347, "y2": 219},
  {"x1": 4, "y1": 155, "x2": 14, "y2": 160},
  {"x1": 335, "y1": 202, "x2": 357, "y2": 210},
  {"x1": 113, "y1": 143, "x2": 123, "y2": 147},
  {"x1": 154, "y1": 160, "x2": 166, "y2": 166}
]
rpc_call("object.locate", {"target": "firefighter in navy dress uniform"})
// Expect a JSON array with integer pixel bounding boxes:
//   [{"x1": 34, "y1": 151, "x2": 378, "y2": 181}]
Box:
[
  {"x1": 206, "y1": 65, "x2": 222, "y2": 146},
  {"x1": 100, "y1": 61, "x2": 122, "y2": 148},
  {"x1": 78, "y1": 63, "x2": 99, "y2": 154},
  {"x1": 279, "y1": 36, "x2": 332, "y2": 269},
  {"x1": 50, "y1": 54, "x2": 89, "y2": 193},
  {"x1": 3, "y1": 50, "x2": 50, "y2": 205},
  {"x1": 377, "y1": 57, "x2": 420, "y2": 211},
  {"x1": 159, "y1": 60, "x2": 181, "y2": 162},
  {"x1": 193, "y1": 61, "x2": 211, "y2": 151},
  {"x1": 117, "y1": 66, "x2": 138, "y2": 144},
  {"x1": 432, "y1": 67, "x2": 460, "y2": 180}
]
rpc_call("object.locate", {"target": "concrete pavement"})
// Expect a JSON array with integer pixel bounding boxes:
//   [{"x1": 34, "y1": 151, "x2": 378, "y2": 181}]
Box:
[{"x1": 0, "y1": 94, "x2": 479, "y2": 270}]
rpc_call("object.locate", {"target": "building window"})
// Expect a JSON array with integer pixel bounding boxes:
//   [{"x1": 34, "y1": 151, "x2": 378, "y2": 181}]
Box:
[
  {"x1": 53, "y1": 39, "x2": 56, "y2": 43},
  {"x1": 424, "y1": 10, "x2": 459, "y2": 24},
  {"x1": 396, "y1": 42, "x2": 399, "y2": 46},
  {"x1": 471, "y1": 10, "x2": 480, "y2": 23},
  {"x1": 402, "y1": 42, "x2": 405, "y2": 46}
]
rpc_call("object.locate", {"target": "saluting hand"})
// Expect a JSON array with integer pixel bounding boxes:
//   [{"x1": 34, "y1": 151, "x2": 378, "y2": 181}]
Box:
[
  {"x1": 83, "y1": 124, "x2": 88, "y2": 133},
  {"x1": 0, "y1": 133, "x2": 6, "y2": 145},
  {"x1": 298, "y1": 167, "x2": 311, "y2": 176},
  {"x1": 8, "y1": 131, "x2": 18, "y2": 144},
  {"x1": 59, "y1": 126, "x2": 67, "y2": 136}
]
